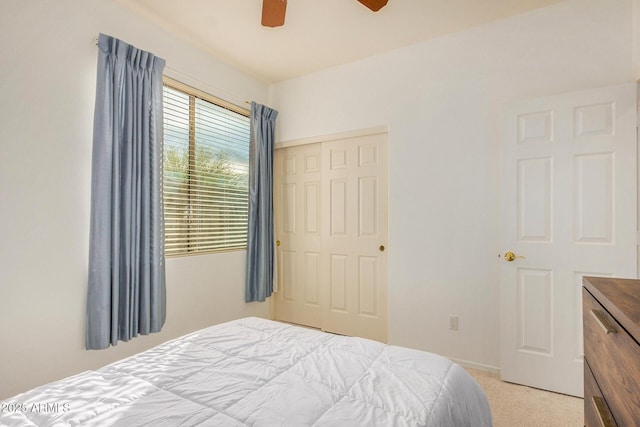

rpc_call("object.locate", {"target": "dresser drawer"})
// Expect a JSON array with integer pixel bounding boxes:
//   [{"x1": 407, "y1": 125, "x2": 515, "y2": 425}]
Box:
[
  {"x1": 583, "y1": 288, "x2": 640, "y2": 426},
  {"x1": 584, "y1": 360, "x2": 617, "y2": 427}
]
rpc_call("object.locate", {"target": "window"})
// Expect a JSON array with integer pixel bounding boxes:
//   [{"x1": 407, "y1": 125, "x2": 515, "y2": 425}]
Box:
[{"x1": 162, "y1": 78, "x2": 250, "y2": 256}]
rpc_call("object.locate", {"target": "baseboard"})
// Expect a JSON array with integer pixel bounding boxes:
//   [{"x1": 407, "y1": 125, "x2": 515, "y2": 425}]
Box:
[{"x1": 448, "y1": 357, "x2": 500, "y2": 375}]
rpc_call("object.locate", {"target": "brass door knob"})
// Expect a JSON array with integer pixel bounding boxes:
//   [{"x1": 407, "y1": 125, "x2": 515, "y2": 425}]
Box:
[
  {"x1": 379, "y1": 245, "x2": 385, "y2": 252},
  {"x1": 276, "y1": 240, "x2": 281, "y2": 247},
  {"x1": 504, "y1": 251, "x2": 525, "y2": 262}
]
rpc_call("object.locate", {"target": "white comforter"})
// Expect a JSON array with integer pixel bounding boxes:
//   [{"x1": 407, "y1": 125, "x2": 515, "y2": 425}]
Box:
[{"x1": 0, "y1": 317, "x2": 492, "y2": 426}]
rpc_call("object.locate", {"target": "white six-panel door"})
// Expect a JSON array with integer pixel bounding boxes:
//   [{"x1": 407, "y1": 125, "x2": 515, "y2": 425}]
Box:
[
  {"x1": 499, "y1": 83, "x2": 637, "y2": 397},
  {"x1": 274, "y1": 131, "x2": 388, "y2": 342},
  {"x1": 320, "y1": 133, "x2": 388, "y2": 342},
  {"x1": 273, "y1": 143, "x2": 323, "y2": 328}
]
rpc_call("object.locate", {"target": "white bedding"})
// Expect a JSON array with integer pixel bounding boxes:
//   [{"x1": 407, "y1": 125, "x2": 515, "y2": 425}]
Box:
[{"x1": 0, "y1": 317, "x2": 492, "y2": 426}]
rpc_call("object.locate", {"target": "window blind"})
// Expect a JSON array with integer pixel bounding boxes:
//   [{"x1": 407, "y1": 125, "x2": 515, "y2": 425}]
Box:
[{"x1": 163, "y1": 84, "x2": 250, "y2": 256}]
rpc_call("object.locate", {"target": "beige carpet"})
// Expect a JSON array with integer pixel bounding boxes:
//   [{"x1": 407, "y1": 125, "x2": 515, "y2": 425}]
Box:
[{"x1": 466, "y1": 368, "x2": 583, "y2": 427}]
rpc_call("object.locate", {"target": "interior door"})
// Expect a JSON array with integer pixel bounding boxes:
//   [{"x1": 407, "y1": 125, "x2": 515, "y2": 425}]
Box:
[
  {"x1": 273, "y1": 131, "x2": 388, "y2": 342},
  {"x1": 499, "y1": 83, "x2": 637, "y2": 397}
]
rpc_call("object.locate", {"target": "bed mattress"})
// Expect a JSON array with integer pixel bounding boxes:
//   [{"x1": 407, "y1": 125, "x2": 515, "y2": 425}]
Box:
[{"x1": 0, "y1": 317, "x2": 492, "y2": 426}]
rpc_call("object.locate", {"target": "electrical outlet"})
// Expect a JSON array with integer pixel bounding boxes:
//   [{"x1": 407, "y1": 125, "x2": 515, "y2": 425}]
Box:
[{"x1": 448, "y1": 315, "x2": 459, "y2": 331}]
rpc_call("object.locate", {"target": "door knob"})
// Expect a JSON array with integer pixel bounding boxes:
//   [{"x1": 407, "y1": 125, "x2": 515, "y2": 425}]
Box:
[
  {"x1": 504, "y1": 251, "x2": 525, "y2": 262},
  {"x1": 276, "y1": 240, "x2": 281, "y2": 247},
  {"x1": 379, "y1": 245, "x2": 385, "y2": 252}
]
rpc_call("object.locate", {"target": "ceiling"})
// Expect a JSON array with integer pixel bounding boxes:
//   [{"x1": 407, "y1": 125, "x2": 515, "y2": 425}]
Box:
[{"x1": 116, "y1": 0, "x2": 564, "y2": 84}]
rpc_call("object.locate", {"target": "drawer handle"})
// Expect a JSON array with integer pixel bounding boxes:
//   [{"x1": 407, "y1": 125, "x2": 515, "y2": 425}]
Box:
[
  {"x1": 590, "y1": 309, "x2": 617, "y2": 334},
  {"x1": 592, "y1": 396, "x2": 616, "y2": 427}
]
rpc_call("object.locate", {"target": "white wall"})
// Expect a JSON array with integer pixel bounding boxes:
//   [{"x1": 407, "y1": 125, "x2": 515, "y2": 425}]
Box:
[
  {"x1": 0, "y1": 0, "x2": 269, "y2": 399},
  {"x1": 269, "y1": 0, "x2": 636, "y2": 370}
]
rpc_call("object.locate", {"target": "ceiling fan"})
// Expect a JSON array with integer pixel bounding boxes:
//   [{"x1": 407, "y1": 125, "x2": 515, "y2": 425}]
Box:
[{"x1": 261, "y1": 0, "x2": 388, "y2": 28}]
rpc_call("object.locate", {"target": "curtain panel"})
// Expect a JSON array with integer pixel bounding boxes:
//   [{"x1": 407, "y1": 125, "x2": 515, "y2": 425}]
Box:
[
  {"x1": 87, "y1": 34, "x2": 166, "y2": 350},
  {"x1": 245, "y1": 102, "x2": 278, "y2": 302}
]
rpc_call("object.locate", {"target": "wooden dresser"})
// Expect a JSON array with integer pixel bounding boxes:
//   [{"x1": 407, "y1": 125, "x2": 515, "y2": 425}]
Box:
[{"x1": 582, "y1": 276, "x2": 640, "y2": 427}]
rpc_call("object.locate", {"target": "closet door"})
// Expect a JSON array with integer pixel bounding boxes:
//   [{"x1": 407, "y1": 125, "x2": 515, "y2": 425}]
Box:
[
  {"x1": 320, "y1": 133, "x2": 388, "y2": 342},
  {"x1": 274, "y1": 131, "x2": 388, "y2": 342},
  {"x1": 273, "y1": 142, "x2": 322, "y2": 328}
]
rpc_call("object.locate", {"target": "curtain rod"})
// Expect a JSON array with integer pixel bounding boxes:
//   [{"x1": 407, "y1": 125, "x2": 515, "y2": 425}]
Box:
[{"x1": 93, "y1": 35, "x2": 252, "y2": 107}]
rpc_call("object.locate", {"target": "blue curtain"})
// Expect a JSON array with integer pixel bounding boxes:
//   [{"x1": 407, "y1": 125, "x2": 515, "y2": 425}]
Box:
[
  {"x1": 86, "y1": 34, "x2": 166, "y2": 350},
  {"x1": 246, "y1": 102, "x2": 278, "y2": 302}
]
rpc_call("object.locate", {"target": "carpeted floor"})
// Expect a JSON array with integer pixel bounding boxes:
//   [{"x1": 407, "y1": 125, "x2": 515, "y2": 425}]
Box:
[{"x1": 466, "y1": 368, "x2": 584, "y2": 427}]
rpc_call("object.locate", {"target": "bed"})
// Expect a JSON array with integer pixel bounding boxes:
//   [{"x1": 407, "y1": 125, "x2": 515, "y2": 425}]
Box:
[{"x1": 0, "y1": 317, "x2": 492, "y2": 426}]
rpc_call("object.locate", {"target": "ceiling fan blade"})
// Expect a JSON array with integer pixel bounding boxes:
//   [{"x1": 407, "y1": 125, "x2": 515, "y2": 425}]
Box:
[
  {"x1": 357, "y1": 0, "x2": 388, "y2": 12},
  {"x1": 262, "y1": 0, "x2": 287, "y2": 27}
]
